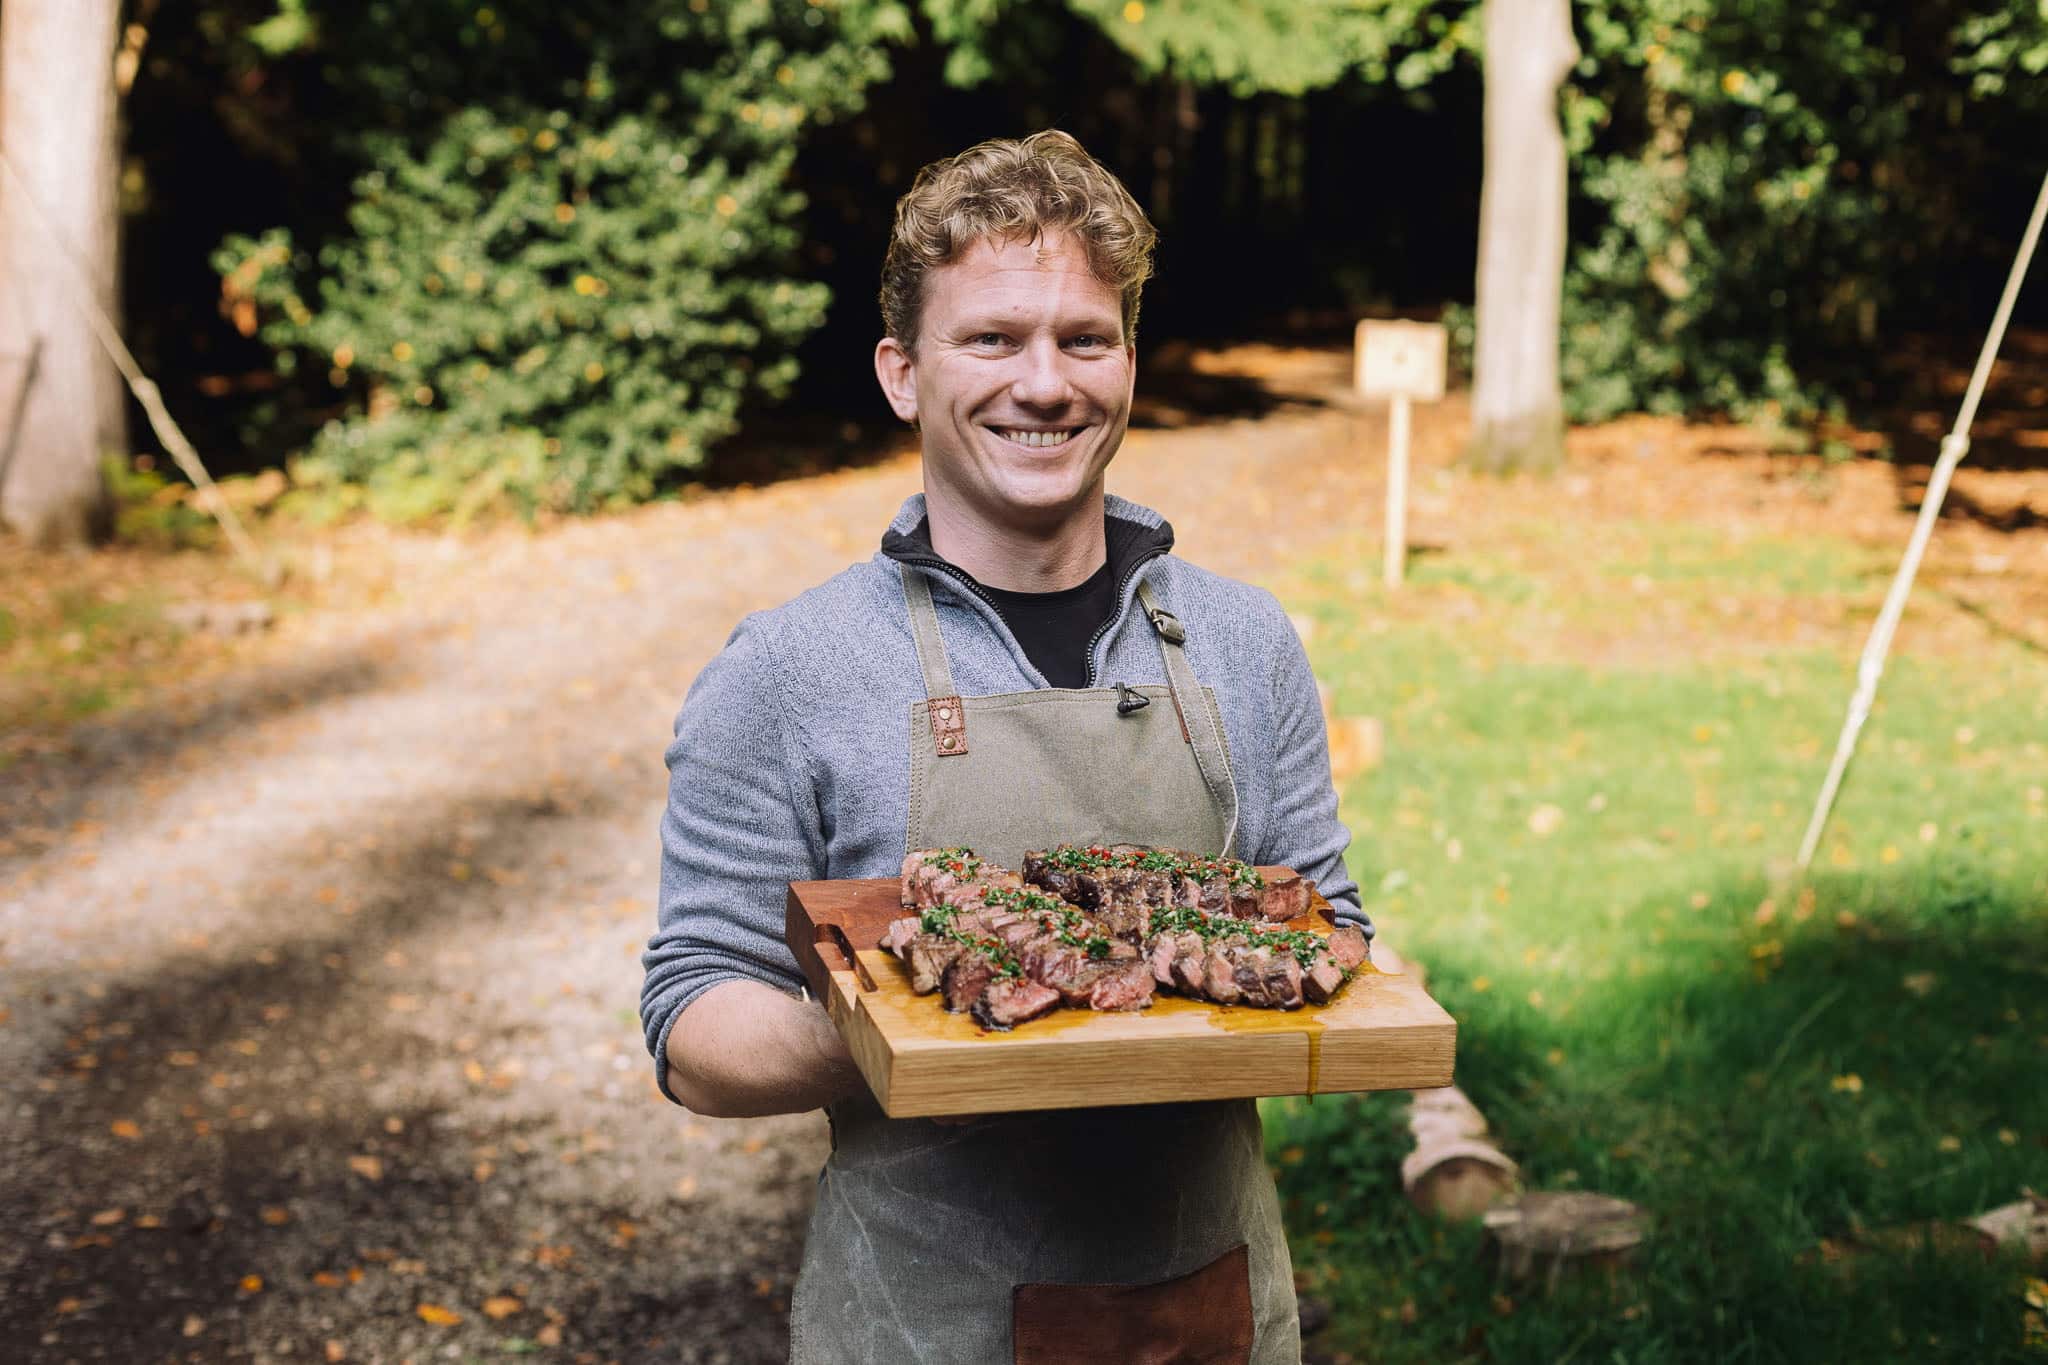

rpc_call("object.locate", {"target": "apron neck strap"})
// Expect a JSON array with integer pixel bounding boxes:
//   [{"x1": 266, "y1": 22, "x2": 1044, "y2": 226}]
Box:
[
  {"x1": 1135, "y1": 579, "x2": 1241, "y2": 858},
  {"x1": 900, "y1": 563, "x2": 960, "y2": 701}
]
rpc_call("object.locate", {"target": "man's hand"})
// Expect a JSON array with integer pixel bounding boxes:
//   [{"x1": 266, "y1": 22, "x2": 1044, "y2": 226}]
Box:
[{"x1": 664, "y1": 978, "x2": 863, "y2": 1117}]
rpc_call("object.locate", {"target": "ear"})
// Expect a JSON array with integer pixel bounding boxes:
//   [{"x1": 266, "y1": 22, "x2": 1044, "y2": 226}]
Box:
[{"x1": 874, "y1": 336, "x2": 919, "y2": 425}]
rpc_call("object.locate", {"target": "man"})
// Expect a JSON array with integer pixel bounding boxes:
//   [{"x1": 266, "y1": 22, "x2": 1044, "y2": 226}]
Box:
[{"x1": 641, "y1": 130, "x2": 1366, "y2": 1364}]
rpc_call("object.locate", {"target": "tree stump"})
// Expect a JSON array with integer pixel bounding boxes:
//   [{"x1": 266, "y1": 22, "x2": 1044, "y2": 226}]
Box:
[{"x1": 1483, "y1": 1191, "x2": 1650, "y2": 1292}]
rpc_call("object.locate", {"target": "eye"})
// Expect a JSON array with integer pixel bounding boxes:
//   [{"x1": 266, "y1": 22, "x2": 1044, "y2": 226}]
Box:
[
  {"x1": 969, "y1": 332, "x2": 1008, "y2": 347},
  {"x1": 1067, "y1": 334, "x2": 1113, "y2": 351}
]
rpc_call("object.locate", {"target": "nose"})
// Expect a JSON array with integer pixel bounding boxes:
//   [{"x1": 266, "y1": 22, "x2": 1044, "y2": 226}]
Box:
[{"x1": 1008, "y1": 334, "x2": 1074, "y2": 410}]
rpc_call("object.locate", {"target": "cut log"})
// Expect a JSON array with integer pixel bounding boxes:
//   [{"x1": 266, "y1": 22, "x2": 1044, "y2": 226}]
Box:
[
  {"x1": 1483, "y1": 1191, "x2": 1650, "y2": 1291},
  {"x1": 1808, "y1": 1189, "x2": 2048, "y2": 1268},
  {"x1": 1401, "y1": 1085, "x2": 1520, "y2": 1219}
]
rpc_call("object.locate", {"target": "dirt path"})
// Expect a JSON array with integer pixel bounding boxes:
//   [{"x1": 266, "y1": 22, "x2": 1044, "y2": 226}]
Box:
[{"x1": 6, "y1": 346, "x2": 2046, "y2": 1363}]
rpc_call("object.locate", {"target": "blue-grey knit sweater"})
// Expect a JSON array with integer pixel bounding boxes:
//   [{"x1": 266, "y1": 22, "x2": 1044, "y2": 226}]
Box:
[{"x1": 640, "y1": 492, "x2": 1366, "y2": 1102}]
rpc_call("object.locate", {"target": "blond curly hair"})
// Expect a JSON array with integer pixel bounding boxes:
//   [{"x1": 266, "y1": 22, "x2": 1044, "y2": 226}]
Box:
[{"x1": 879, "y1": 130, "x2": 1157, "y2": 354}]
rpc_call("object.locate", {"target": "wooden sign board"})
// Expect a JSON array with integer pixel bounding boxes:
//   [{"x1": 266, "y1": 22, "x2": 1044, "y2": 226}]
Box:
[
  {"x1": 787, "y1": 874, "x2": 1457, "y2": 1118},
  {"x1": 1355, "y1": 320, "x2": 1448, "y2": 402}
]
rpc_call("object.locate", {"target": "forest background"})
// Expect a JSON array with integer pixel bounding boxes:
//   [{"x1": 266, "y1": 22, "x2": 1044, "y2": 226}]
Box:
[{"x1": 77, "y1": 0, "x2": 2048, "y2": 521}]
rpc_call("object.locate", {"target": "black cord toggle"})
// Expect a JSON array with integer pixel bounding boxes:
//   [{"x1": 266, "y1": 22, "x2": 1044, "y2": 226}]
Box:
[{"x1": 1115, "y1": 682, "x2": 1151, "y2": 716}]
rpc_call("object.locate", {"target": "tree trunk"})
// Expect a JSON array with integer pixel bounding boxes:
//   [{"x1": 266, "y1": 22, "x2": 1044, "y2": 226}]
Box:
[
  {"x1": 0, "y1": 0, "x2": 123, "y2": 548},
  {"x1": 1467, "y1": 0, "x2": 1577, "y2": 475}
]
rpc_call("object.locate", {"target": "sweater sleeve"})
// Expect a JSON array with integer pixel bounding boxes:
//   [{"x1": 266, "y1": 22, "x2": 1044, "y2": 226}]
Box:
[
  {"x1": 1256, "y1": 602, "x2": 1371, "y2": 937},
  {"x1": 639, "y1": 617, "x2": 825, "y2": 1104}
]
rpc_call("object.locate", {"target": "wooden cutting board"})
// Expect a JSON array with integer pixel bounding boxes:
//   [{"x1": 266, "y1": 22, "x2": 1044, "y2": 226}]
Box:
[{"x1": 786, "y1": 872, "x2": 1456, "y2": 1118}]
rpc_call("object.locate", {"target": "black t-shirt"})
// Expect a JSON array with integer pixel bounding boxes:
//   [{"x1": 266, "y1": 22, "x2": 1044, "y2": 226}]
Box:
[{"x1": 973, "y1": 561, "x2": 1119, "y2": 689}]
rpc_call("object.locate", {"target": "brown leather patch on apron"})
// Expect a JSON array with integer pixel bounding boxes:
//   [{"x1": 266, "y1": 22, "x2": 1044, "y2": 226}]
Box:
[
  {"x1": 1012, "y1": 1242, "x2": 1253, "y2": 1365},
  {"x1": 928, "y1": 694, "x2": 968, "y2": 756}
]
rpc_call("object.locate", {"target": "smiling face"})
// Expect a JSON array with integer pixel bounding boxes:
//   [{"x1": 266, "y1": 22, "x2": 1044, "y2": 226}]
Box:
[{"x1": 874, "y1": 232, "x2": 1135, "y2": 542}]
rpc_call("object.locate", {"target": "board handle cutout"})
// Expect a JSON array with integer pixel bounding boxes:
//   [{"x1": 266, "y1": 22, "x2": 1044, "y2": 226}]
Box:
[{"x1": 816, "y1": 923, "x2": 877, "y2": 993}]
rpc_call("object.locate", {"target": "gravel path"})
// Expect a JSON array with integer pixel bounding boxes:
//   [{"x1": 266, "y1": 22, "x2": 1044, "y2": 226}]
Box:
[{"x1": 2, "y1": 357, "x2": 1399, "y2": 1364}]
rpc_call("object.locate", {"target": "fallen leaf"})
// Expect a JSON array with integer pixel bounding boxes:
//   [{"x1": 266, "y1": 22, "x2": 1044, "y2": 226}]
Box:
[
  {"x1": 473, "y1": 1160, "x2": 495, "y2": 1183},
  {"x1": 260, "y1": 1206, "x2": 291, "y2": 1226},
  {"x1": 324, "y1": 1341, "x2": 346, "y2": 1363},
  {"x1": 415, "y1": 1302, "x2": 462, "y2": 1326},
  {"x1": 167, "y1": 1050, "x2": 199, "y2": 1067},
  {"x1": 56, "y1": 1297, "x2": 82, "y2": 1315},
  {"x1": 89, "y1": 1208, "x2": 126, "y2": 1226},
  {"x1": 312, "y1": 1271, "x2": 344, "y2": 1288},
  {"x1": 240, "y1": 1274, "x2": 264, "y2": 1293},
  {"x1": 347, "y1": 1155, "x2": 384, "y2": 1182},
  {"x1": 482, "y1": 1295, "x2": 523, "y2": 1320},
  {"x1": 536, "y1": 1324, "x2": 563, "y2": 1347},
  {"x1": 183, "y1": 1314, "x2": 206, "y2": 1337},
  {"x1": 1831, "y1": 1074, "x2": 1863, "y2": 1094},
  {"x1": 109, "y1": 1119, "x2": 141, "y2": 1140}
]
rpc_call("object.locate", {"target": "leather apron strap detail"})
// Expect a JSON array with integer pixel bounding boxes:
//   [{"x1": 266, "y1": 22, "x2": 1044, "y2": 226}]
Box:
[
  {"x1": 928, "y1": 695, "x2": 968, "y2": 755},
  {"x1": 900, "y1": 563, "x2": 961, "y2": 701},
  {"x1": 1136, "y1": 579, "x2": 1241, "y2": 858}
]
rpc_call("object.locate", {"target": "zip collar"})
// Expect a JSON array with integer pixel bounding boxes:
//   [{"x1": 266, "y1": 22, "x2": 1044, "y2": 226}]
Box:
[{"x1": 879, "y1": 494, "x2": 1176, "y2": 689}]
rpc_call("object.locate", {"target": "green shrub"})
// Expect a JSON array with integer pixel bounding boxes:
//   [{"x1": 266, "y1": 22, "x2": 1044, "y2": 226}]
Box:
[{"x1": 216, "y1": 1, "x2": 907, "y2": 517}]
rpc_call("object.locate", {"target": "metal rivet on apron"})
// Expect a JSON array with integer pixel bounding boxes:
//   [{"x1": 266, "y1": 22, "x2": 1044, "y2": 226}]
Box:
[
  {"x1": 941, "y1": 735, "x2": 955, "y2": 750},
  {"x1": 938, "y1": 706, "x2": 953, "y2": 720}
]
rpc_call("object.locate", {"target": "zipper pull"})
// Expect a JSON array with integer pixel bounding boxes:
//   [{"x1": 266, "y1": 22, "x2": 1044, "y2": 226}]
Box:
[{"x1": 1115, "y1": 682, "x2": 1150, "y2": 716}]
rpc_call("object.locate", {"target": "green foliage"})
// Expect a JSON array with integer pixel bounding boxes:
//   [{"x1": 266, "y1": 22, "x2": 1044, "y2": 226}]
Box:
[
  {"x1": 1556, "y1": 1, "x2": 2046, "y2": 424},
  {"x1": 217, "y1": 0, "x2": 906, "y2": 517}
]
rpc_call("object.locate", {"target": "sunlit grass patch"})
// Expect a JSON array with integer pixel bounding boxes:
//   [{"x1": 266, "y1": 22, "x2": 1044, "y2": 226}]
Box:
[{"x1": 1266, "y1": 518, "x2": 2048, "y2": 1363}]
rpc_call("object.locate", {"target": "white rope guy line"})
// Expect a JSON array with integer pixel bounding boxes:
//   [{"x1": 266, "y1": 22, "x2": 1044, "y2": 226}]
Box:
[
  {"x1": 0, "y1": 144, "x2": 275, "y2": 582},
  {"x1": 1795, "y1": 167, "x2": 2048, "y2": 872}
]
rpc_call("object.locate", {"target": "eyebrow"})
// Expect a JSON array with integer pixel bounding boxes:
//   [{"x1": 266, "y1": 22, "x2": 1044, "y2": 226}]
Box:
[{"x1": 951, "y1": 312, "x2": 1123, "y2": 336}]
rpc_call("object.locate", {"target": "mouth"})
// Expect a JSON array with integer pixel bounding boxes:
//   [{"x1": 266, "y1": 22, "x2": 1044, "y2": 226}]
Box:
[{"x1": 989, "y1": 426, "x2": 1085, "y2": 450}]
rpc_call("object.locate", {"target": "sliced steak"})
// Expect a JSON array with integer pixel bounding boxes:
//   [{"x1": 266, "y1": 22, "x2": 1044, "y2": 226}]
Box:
[
  {"x1": 941, "y1": 953, "x2": 999, "y2": 1012},
  {"x1": 879, "y1": 917, "x2": 920, "y2": 958},
  {"x1": 1255, "y1": 872, "x2": 1311, "y2": 922},
  {"x1": 1325, "y1": 925, "x2": 1370, "y2": 971},
  {"x1": 1202, "y1": 948, "x2": 1243, "y2": 1004},
  {"x1": 1261, "y1": 953, "x2": 1305, "y2": 1009},
  {"x1": 1085, "y1": 957, "x2": 1157, "y2": 1011},
  {"x1": 907, "y1": 934, "x2": 967, "y2": 995},
  {"x1": 1149, "y1": 937, "x2": 1179, "y2": 986},
  {"x1": 972, "y1": 976, "x2": 1061, "y2": 1030},
  {"x1": 1301, "y1": 952, "x2": 1346, "y2": 1004}
]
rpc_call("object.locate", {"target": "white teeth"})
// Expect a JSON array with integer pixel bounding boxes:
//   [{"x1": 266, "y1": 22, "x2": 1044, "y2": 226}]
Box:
[{"x1": 996, "y1": 428, "x2": 1077, "y2": 448}]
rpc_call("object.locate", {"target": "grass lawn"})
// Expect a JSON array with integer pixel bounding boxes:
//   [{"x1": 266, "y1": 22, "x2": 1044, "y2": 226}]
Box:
[{"x1": 1265, "y1": 509, "x2": 2048, "y2": 1363}]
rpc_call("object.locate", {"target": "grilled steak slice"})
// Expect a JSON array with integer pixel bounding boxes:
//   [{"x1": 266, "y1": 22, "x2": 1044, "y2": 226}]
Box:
[
  {"x1": 941, "y1": 953, "x2": 999, "y2": 1012},
  {"x1": 907, "y1": 934, "x2": 967, "y2": 995},
  {"x1": 1085, "y1": 957, "x2": 1157, "y2": 1011},
  {"x1": 1325, "y1": 925, "x2": 1369, "y2": 971},
  {"x1": 879, "y1": 917, "x2": 920, "y2": 957},
  {"x1": 1260, "y1": 952, "x2": 1305, "y2": 1009},
  {"x1": 1301, "y1": 952, "x2": 1346, "y2": 1004},
  {"x1": 1021, "y1": 852, "x2": 1100, "y2": 911},
  {"x1": 902, "y1": 848, "x2": 1026, "y2": 910},
  {"x1": 1202, "y1": 948, "x2": 1244, "y2": 1003},
  {"x1": 973, "y1": 976, "x2": 1061, "y2": 1030},
  {"x1": 1255, "y1": 872, "x2": 1311, "y2": 922},
  {"x1": 1149, "y1": 936, "x2": 1179, "y2": 986}
]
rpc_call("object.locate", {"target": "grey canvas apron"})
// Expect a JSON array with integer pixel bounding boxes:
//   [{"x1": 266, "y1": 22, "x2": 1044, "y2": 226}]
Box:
[{"x1": 786, "y1": 564, "x2": 1301, "y2": 1365}]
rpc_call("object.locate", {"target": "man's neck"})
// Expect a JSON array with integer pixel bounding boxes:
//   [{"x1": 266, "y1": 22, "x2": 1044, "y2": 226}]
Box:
[{"x1": 923, "y1": 484, "x2": 1108, "y2": 592}]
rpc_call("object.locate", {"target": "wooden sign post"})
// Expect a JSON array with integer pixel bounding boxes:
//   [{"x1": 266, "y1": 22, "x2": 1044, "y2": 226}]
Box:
[{"x1": 1355, "y1": 320, "x2": 1448, "y2": 587}]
